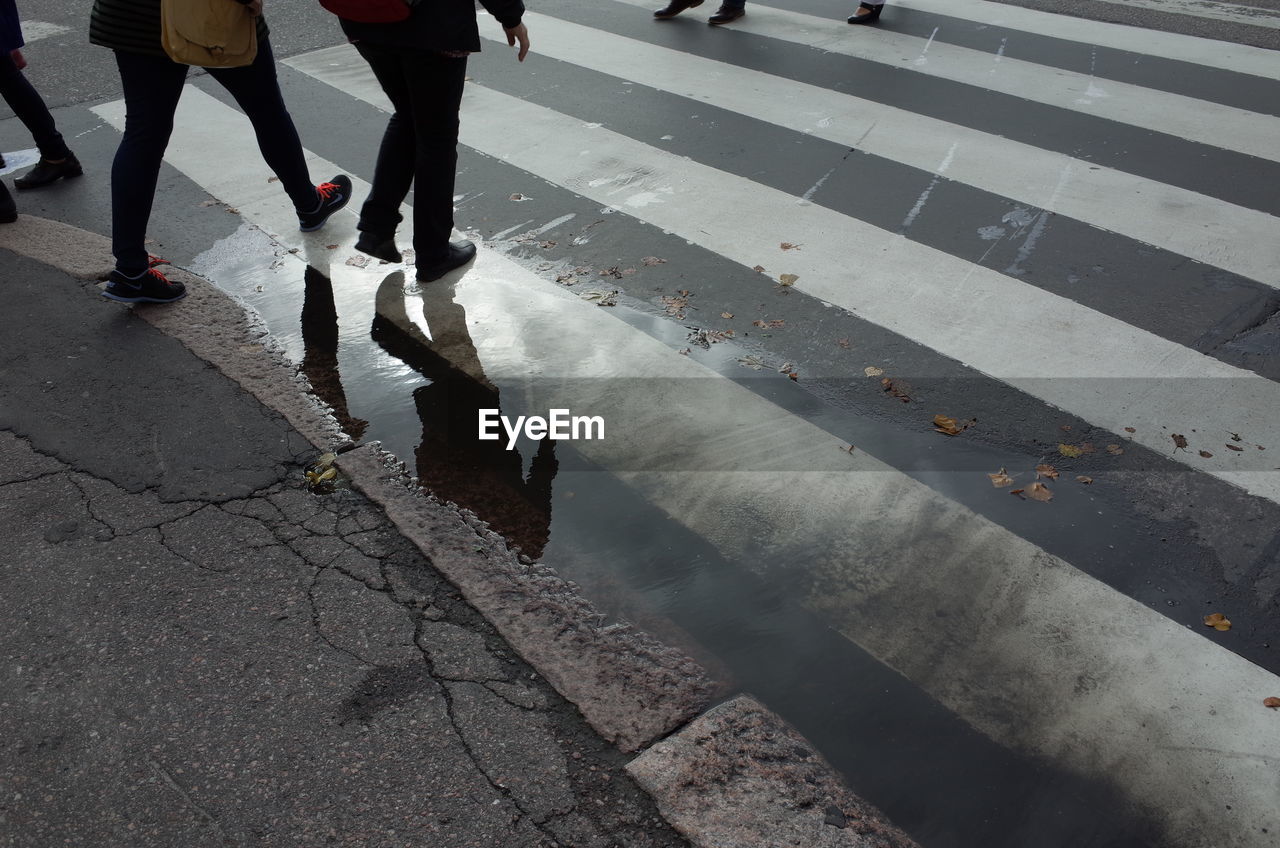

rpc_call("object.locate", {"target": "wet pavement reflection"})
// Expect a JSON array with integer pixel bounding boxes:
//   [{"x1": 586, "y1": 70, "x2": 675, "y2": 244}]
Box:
[
  {"x1": 371, "y1": 271, "x2": 557, "y2": 560},
  {"x1": 191, "y1": 224, "x2": 1164, "y2": 848}
]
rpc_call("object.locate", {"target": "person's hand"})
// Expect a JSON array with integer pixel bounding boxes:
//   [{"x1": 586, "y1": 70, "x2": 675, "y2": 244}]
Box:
[
  {"x1": 504, "y1": 23, "x2": 529, "y2": 62},
  {"x1": 11, "y1": 49, "x2": 26, "y2": 70}
]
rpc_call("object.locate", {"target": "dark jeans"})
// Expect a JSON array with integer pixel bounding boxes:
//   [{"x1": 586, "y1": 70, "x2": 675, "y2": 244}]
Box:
[
  {"x1": 354, "y1": 42, "x2": 467, "y2": 268},
  {"x1": 0, "y1": 49, "x2": 70, "y2": 160},
  {"x1": 111, "y1": 40, "x2": 314, "y2": 275}
]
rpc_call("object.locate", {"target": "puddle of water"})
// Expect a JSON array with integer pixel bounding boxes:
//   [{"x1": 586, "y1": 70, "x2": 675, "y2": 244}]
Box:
[{"x1": 191, "y1": 224, "x2": 1167, "y2": 848}]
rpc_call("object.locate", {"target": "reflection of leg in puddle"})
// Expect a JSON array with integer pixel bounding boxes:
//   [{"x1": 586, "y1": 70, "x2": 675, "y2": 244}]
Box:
[
  {"x1": 300, "y1": 266, "x2": 369, "y2": 440},
  {"x1": 372, "y1": 272, "x2": 557, "y2": 559}
]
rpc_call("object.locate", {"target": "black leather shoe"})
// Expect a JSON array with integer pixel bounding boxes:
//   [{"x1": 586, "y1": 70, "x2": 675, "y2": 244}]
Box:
[
  {"x1": 847, "y1": 2, "x2": 883, "y2": 24},
  {"x1": 355, "y1": 231, "x2": 403, "y2": 263},
  {"x1": 0, "y1": 181, "x2": 16, "y2": 224},
  {"x1": 14, "y1": 151, "x2": 82, "y2": 190},
  {"x1": 708, "y1": 4, "x2": 745, "y2": 24},
  {"x1": 654, "y1": 0, "x2": 702, "y2": 18},
  {"x1": 416, "y1": 240, "x2": 477, "y2": 282}
]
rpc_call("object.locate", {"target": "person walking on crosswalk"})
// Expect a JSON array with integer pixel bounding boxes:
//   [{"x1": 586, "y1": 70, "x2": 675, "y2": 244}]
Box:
[
  {"x1": 341, "y1": 0, "x2": 531, "y2": 283},
  {"x1": 88, "y1": 0, "x2": 352, "y2": 304},
  {"x1": 1, "y1": 0, "x2": 82, "y2": 211},
  {"x1": 653, "y1": 0, "x2": 746, "y2": 26}
]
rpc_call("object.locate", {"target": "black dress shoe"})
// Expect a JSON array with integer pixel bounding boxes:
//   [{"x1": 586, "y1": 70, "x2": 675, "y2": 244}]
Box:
[
  {"x1": 14, "y1": 151, "x2": 82, "y2": 190},
  {"x1": 355, "y1": 231, "x2": 403, "y2": 263},
  {"x1": 0, "y1": 181, "x2": 16, "y2": 224},
  {"x1": 847, "y1": 2, "x2": 884, "y2": 24},
  {"x1": 654, "y1": 0, "x2": 702, "y2": 19},
  {"x1": 708, "y1": 4, "x2": 745, "y2": 24},
  {"x1": 416, "y1": 240, "x2": 477, "y2": 282}
]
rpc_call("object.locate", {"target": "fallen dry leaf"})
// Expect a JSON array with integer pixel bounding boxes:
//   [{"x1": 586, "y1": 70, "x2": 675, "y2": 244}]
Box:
[
  {"x1": 778, "y1": 274, "x2": 799, "y2": 286},
  {"x1": 1172, "y1": 433, "x2": 1189, "y2": 450},
  {"x1": 1106, "y1": 444, "x2": 1124, "y2": 455},
  {"x1": 1226, "y1": 444, "x2": 1245, "y2": 452},
  {"x1": 509, "y1": 192, "x2": 528, "y2": 201},
  {"x1": 788, "y1": 372, "x2": 799, "y2": 381},
  {"x1": 780, "y1": 242, "x2": 801, "y2": 251},
  {"x1": 1058, "y1": 444, "x2": 1083, "y2": 458},
  {"x1": 752, "y1": 264, "x2": 765, "y2": 273},
  {"x1": 988, "y1": 468, "x2": 1015, "y2": 488},
  {"x1": 933, "y1": 414, "x2": 975, "y2": 436},
  {"x1": 344, "y1": 255, "x2": 369, "y2": 268},
  {"x1": 267, "y1": 176, "x2": 279, "y2": 183},
  {"x1": 721, "y1": 312, "x2": 734, "y2": 319},
  {"x1": 1203, "y1": 613, "x2": 1231, "y2": 632},
  {"x1": 1198, "y1": 450, "x2": 1214, "y2": 458},
  {"x1": 1025, "y1": 482, "x2": 1053, "y2": 502},
  {"x1": 864, "y1": 366, "x2": 884, "y2": 377},
  {"x1": 325, "y1": 244, "x2": 338, "y2": 250},
  {"x1": 836, "y1": 338, "x2": 852, "y2": 350},
  {"x1": 1010, "y1": 488, "x2": 1025, "y2": 498},
  {"x1": 677, "y1": 348, "x2": 691, "y2": 355},
  {"x1": 1124, "y1": 427, "x2": 1136, "y2": 433},
  {"x1": 1035, "y1": 464, "x2": 1059, "y2": 480},
  {"x1": 1076, "y1": 475, "x2": 1093, "y2": 484},
  {"x1": 641, "y1": 256, "x2": 667, "y2": 266},
  {"x1": 881, "y1": 378, "x2": 911, "y2": 403},
  {"x1": 1264, "y1": 697, "x2": 1280, "y2": 709}
]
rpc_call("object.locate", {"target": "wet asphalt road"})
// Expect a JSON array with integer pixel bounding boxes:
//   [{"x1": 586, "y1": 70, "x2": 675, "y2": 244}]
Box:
[{"x1": 5, "y1": 1, "x2": 1280, "y2": 846}]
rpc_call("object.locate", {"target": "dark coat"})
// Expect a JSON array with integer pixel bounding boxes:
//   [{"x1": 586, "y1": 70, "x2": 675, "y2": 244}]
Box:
[
  {"x1": 339, "y1": 0, "x2": 525, "y2": 54},
  {"x1": 1, "y1": 0, "x2": 23, "y2": 53},
  {"x1": 89, "y1": 0, "x2": 269, "y2": 58}
]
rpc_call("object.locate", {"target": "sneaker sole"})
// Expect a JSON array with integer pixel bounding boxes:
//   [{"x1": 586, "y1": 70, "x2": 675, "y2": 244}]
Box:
[{"x1": 101, "y1": 289, "x2": 188, "y2": 304}]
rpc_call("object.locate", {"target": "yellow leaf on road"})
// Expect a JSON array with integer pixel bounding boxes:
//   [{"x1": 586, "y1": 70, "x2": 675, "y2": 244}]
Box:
[{"x1": 1203, "y1": 613, "x2": 1232, "y2": 632}]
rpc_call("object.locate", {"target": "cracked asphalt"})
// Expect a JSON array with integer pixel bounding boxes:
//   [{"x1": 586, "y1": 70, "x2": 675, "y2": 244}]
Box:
[{"x1": 0, "y1": 251, "x2": 690, "y2": 847}]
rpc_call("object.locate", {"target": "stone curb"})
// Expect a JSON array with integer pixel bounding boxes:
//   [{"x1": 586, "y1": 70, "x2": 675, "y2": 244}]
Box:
[
  {"x1": 628, "y1": 695, "x2": 919, "y2": 848},
  {"x1": 2, "y1": 215, "x2": 914, "y2": 846}
]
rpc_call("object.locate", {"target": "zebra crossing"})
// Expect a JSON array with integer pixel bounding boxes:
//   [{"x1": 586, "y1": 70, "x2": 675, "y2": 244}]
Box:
[{"x1": 88, "y1": 1, "x2": 1280, "y2": 845}]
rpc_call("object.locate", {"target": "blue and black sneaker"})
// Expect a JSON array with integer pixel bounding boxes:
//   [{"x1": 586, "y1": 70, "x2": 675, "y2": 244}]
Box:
[
  {"x1": 298, "y1": 175, "x2": 352, "y2": 232},
  {"x1": 101, "y1": 267, "x2": 187, "y2": 304}
]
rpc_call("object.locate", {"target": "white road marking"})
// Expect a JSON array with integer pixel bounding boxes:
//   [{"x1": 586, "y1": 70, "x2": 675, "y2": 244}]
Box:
[
  {"x1": 894, "y1": 0, "x2": 1280, "y2": 78},
  {"x1": 493, "y1": 13, "x2": 1280, "y2": 286},
  {"x1": 608, "y1": 0, "x2": 1280, "y2": 162},
  {"x1": 1090, "y1": 0, "x2": 1280, "y2": 30},
  {"x1": 16, "y1": 21, "x2": 71, "y2": 42},
  {"x1": 87, "y1": 82, "x2": 1280, "y2": 848},
  {"x1": 287, "y1": 44, "x2": 1280, "y2": 505}
]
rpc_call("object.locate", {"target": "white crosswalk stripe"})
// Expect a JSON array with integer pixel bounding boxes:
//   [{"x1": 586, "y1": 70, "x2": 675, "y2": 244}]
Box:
[
  {"x1": 285, "y1": 42, "x2": 1280, "y2": 507},
  {"x1": 897, "y1": 0, "x2": 1280, "y2": 77},
  {"x1": 608, "y1": 0, "x2": 1280, "y2": 162},
  {"x1": 90, "y1": 3, "x2": 1280, "y2": 845}
]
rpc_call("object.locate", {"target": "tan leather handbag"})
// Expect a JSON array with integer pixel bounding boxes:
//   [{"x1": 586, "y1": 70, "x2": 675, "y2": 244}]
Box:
[{"x1": 161, "y1": 0, "x2": 258, "y2": 68}]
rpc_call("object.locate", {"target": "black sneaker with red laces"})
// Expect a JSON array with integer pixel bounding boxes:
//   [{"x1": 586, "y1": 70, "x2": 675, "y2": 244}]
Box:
[
  {"x1": 101, "y1": 267, "x2": 187, "y2": 304},
  {"x1": 298, "y1": 175, "x2": 352, "y2": 232}
]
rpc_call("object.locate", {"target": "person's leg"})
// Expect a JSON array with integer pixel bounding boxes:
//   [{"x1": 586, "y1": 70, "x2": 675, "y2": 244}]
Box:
[
  {"x1": 353, "y1": 42, "x2": 418, "y2": 242},
  {"x1": 110, "y1": 50, "x2": 188, "y2": 276},
  {"x1": 398, "y1": 52, "x2": 468, "y2": 270},
  {"x1": 0, "y1": 49, "x2": 72, "y2": 161},
  {"x1": 209, "y1": 39, "x2": 318, "y2": 212}
]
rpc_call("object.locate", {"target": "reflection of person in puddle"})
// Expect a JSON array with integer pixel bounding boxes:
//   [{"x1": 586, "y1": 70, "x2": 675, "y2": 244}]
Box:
[
  {"x1": 371, "y1": 272, "x2": 556, "y2": 560},
  {"x1": 300, "y1": 266, "x2": 369, "y2": 441}
]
